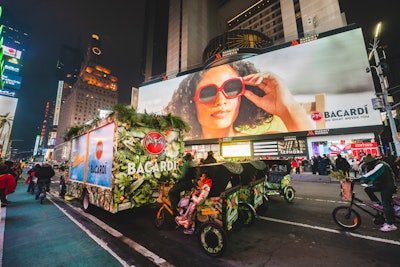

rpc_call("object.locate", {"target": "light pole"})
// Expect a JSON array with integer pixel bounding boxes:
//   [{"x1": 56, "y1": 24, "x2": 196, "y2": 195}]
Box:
[{"x1": 369, "y1": 22, "x2": 400, "y2": 156}]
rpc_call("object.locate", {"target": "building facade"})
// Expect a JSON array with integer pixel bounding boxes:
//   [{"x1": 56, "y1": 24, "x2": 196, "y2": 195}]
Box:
[
  {"x1": 160, "y1": 0, "x2": 345, "y2": 79},
  {"x1": 55, "y1": 35, "x2": 118, "y2": 154}
]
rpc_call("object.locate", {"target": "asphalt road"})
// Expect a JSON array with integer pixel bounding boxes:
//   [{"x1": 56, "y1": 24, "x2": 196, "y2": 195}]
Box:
[{"x1": 36, "y1": 174, "x2": 400, "y2": 267}]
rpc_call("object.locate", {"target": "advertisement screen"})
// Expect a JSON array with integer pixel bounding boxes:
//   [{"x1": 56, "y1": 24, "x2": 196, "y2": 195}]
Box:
[
  {"x1": 70, "y1": 134, "x2": 88, "y2": 182},
  {"x1": 4, "y1": 61, "x2": 21, "y2": 74},
  {"x1": 0, "y1": 96, "x2": 18, "y2": 156},
  {"x1": 86, "y1": 123, "x2": 114, "y2": 187},
  {"x1": 2, "y1": 72, "x2": 22, "y2": 90},
  {"x1": 138, "y1": 28, "x2": 382, "y2": 141}
]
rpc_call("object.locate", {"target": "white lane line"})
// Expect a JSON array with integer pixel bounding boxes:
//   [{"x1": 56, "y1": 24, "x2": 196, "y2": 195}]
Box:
[
  {"x1": 258, "y1": 216, "x2": 400, "y2": 246},
  {"x1": 49, "y1": 195, "x2": 175, "y2": 267},
  {"x1": 0, "y1": 206, "x2": 6, "y2": 265}
]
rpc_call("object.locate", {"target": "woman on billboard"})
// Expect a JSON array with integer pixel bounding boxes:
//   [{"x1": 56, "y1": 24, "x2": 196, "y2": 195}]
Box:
[{"x1": 163, "y1": 61, "x2": 313, "y2": 139}]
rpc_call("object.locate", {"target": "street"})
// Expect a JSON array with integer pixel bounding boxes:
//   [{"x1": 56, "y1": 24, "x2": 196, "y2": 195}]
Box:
[{"x1": 44, "y1": 177, "x2": 400, "y2": 267}]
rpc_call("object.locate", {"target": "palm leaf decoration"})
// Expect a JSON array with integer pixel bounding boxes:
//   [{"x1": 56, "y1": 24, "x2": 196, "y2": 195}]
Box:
[
  {"x1": 63, "y1": 105, "x2": 190, "y2": 141},
  {"x1": 64, "y1": 125, "x2": 85, "y2": 141}
]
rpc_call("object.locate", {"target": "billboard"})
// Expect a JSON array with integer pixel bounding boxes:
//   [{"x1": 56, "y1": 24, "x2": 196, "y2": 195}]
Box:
[
  {"x1": 4, "y1": 61, "x2": 21, "y2": 74},
  {"x1": 2, "y1": 71, "x2": 22, "y2": 90},
  {"x1": 137, "y1": 27, "x2": 382, "y2": 141},
  {"x1": 0, "y1": 96, "x2": 18, "y2": 157},
  {"x1": 2, "y1": 45, "x2": 22, "y2": 59}
]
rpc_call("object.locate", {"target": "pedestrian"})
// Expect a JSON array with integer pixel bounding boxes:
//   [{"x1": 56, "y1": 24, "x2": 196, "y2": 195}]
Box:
[
  {"x1": 59, "y1": 166, "x2": 67, "y2": 198},
  {"x1": 34, "y1": 163, "x2": 55, "y2": 200},
  {"x1": 27, "y1": 164, "x2": 41, "y2": 194},
  {"x1": 0, "y1": 163, "x2": 17, "y2": 207},
  {"x1": 202, "y1": 151, "x2": 217, "y2": 164},
  {"x1": 318, "y1": 154, "x2": 330, "y2": 175},
  {"x1": 291, "y1": 157, "x2": 300, "y2": 174},
  {"x1": 335, "y1": 154, "x2": 350, "y2": 176},
  {"x1": 175, "y1": 170, "x2": 213, "y2": 234},
  {"x1": 168, "y1": 153, "x2": 196, "y2": 215},
  {"x1": 359, "y1": 155, "x2": 397, "y2": 232},
  {"x1": 311, "y1": 156, "x2": 319, "y2": 175}
]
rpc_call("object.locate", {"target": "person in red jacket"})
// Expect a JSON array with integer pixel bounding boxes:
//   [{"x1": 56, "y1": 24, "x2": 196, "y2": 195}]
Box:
[{"x1": 0, "y1": 163, "x2": 17, "y2": 207}]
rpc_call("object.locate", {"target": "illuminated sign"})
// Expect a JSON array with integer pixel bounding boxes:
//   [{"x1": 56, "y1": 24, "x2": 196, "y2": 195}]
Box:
[
  {"x1": 138, "y1": 28, "x2": 382, "y2": 142},
  {"x1": 0, "y1": 95, "x2": 18, "y2": 156},
  {"x1": 0, "y1": 88, "x2": 16, "y2": 97},
  {"x1": 2, "y1": 72, "x2": 22, "y2": 90},
  {"x1": 2, "y1": 45, "x2": 22, "y2": 59},
  {"x1": 222, "y1": 142, "x2": 251, "y2": 157},
  {"x1": 4, "y1": 61, "x2": 20, "y2": 74}
]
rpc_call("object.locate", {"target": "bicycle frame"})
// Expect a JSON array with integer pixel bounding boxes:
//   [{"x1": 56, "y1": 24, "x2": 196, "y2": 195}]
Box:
[{"x1": 345, "y1": 180, "x2": 385, "y2": 218}]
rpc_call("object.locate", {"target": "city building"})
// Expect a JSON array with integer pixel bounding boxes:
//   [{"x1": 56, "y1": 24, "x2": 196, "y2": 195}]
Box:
[
  {"x1": 54, "y1": 34, "x2": 118, "y2": 161},
  {"x1": 143, "y1": 0, "x2": 345, "y2": 81}
]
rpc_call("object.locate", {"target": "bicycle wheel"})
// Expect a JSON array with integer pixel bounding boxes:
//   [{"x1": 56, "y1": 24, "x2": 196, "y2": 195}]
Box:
[
  {"x1": 198, "y1": 222, "x2": 227, "y2": 257},
  {"x1": 238, "y1": 202, "x2": 255, "y2": 227},
  {"x1": 283, "y1": 186, "x2": 295, "y2": 203},
  {"x1": 332, "y1": 206, "x2": 361, "y2": 230}
]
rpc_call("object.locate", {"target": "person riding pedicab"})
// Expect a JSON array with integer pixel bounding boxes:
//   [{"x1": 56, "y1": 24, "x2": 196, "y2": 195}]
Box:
[
  {"x1": 168, "y1": 153, "x2": 196, "y2": 216},
  {"x1": 175, "y1": 170, "x2": 213, "y2": 234}
]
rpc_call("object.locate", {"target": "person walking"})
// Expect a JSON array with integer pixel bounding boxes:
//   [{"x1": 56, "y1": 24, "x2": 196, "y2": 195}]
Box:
[
  {"x1": 0, "y1": 163, "x2": 17, "y2": 206},
  {"x1": 335, "y1": 154, "x2": 350, "y2": 176},
  {"x1": 27, "y1": 164, "x2": 41, "y2": 194}
]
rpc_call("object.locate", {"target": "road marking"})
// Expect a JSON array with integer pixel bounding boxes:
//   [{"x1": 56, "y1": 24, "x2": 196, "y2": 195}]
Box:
[
  {"x1": 258, "y1": 216, "x2": 400, "y2": 246},
  {"x1": 48, "y1": 194, "x2": 175, "y2": 267}
]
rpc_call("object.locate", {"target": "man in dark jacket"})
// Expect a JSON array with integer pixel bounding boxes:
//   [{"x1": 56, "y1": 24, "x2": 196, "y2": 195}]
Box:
[
  {"x1": 360, "y1": 155, "x2": 397, "y2": 232},
  {"x1": 34, "y1": 164, "x2": 55, "y2": 200}
]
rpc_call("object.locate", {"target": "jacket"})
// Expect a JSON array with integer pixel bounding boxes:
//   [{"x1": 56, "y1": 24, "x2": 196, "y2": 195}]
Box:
[
  {"x1": 360, "y1": 160, "x2": 396, "y2": 190},
  {"x1": 35, "y1": 165, "x2": 55, "y2": 181}
]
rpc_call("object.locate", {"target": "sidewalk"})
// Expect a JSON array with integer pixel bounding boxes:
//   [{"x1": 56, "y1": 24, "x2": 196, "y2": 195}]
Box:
[
  {"x1": 0, "y1": 180, "x2": 123, "y2": 267},
  {"x1": 290, "y1": 172, "x2": 337, "y2": 183}
]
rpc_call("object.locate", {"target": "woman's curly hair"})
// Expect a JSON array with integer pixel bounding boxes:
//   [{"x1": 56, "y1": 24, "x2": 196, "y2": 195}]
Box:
[{"x1": 163, "y1": 61, "x2": 273, "y2": 139}]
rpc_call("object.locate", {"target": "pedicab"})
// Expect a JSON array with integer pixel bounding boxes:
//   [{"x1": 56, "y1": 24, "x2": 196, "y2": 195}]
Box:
[
  {"x1": 261, "y1": 159, "x2": 295, "y2": 202},
  {"x1": 154, "y1": 161, "x2": 243, "y2": 257},
  {"x1": 232, "y1": 160, "x2": 269, "y2": 226}
]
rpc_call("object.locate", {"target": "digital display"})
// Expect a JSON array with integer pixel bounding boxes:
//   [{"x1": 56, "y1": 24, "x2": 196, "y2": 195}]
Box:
[{"x1": 138, "y1": 28, "x2": 382, "y2": 142}]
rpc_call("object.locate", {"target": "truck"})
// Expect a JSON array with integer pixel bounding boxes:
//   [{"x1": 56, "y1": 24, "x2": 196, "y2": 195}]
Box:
[{"x1": 65, "y1": 105, "x2": 189, "y2": 213}]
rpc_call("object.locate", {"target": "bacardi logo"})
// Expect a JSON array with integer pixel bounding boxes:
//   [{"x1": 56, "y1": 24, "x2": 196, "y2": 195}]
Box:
[
  {"x1": 143, "y1": 132, "x2": 166, "y2": 155},
  {"x1": 96, "y1": 140, "x2": 103, "y2": 160},
  {"x1": 311, "y1": 111, "x2": 322, "y2": 121}
]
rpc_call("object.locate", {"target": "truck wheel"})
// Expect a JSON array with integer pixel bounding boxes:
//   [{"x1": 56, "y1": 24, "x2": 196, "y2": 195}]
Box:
[
  {"x1": 82, "y1": 190, "x2": 92, "y2": 212},
  {"x1": 198, "y1": 222, "x2": 227, "y2": 257}
]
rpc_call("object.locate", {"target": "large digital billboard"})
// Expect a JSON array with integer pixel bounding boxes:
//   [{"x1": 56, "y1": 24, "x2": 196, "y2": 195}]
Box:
[
  {"x1": 0, "y1": 96, "x2": 18, "y2": 157},
  {"x1": 137, "y1": 27, "x2": 382, "y2": 141}
]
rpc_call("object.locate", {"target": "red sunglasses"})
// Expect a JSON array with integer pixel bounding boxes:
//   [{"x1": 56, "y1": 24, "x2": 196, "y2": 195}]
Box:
[{"x1": 193, "y1": 77, "x2": 245, "y2": 104}]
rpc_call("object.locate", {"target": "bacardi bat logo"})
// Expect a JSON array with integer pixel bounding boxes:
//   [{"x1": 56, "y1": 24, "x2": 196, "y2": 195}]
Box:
[
  {"x1": 96, "y1": 140, "x2": 103, "y2": 159},
  {"x1": 143, "y1": 132, "x2": 166, "y2": 155}
]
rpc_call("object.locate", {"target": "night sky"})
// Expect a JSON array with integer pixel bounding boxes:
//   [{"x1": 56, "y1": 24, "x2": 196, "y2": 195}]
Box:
[{"x1": 1, "y1": 0, "x2": 399, "y2": 155}]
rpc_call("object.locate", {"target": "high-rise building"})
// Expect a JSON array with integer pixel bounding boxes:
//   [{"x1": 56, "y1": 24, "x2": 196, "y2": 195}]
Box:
[
  {"x1": 55, "y1": 34, "x2": 118, "y2": 149},
  {"x1": 0, "y1": 5, "x2": 29, "y2": 158},
  {"x1": 143, "y1": 0, "x2": 345, "y2": 81}
]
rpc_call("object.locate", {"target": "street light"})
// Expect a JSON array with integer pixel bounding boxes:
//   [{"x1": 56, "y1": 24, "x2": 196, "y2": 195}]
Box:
[{"x1": 369, "y1": 22, "x2": 400, "y2": 156}]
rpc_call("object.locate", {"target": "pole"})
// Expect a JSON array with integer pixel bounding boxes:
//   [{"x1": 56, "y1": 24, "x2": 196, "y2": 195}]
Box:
[{"x1": 370, "y1": 23, "x2": 400, "y2": 156}]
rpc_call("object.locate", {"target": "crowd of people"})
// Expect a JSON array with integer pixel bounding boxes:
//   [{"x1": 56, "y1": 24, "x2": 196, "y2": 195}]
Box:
[{"x1": 0, "y1": 159, "x2": 59, "y2": 207}]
